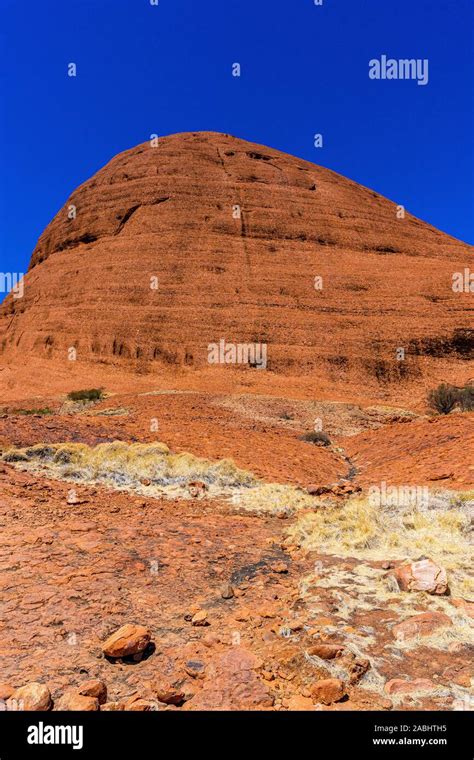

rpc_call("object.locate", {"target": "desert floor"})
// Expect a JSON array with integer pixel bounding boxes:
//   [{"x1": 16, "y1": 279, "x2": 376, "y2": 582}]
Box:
[{"x1": 0, "y1": 377, "x2": 472, "y2": 711}]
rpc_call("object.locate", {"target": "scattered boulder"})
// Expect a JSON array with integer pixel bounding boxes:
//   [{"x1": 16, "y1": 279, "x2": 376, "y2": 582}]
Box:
[
  {"x1": 392, "y1": 559, "x2": 449, "y2": 595},
  {"x1": 191, "y1": 610, "x2": 209, "y2": 626},
  {"x1": 185, "y1": 660, "x2": 206, "y2": 679},
  {"x1": 287, "y1": 618, "x2": 305, "y2": 632},
  {"x1": 100, "y1": 701, "x2": 125, "y2": 711},
  {"x1": 221, "y1": 583, "x2": 234, "y2": 599},
  {"x1": 308, "y1": 643, "x2": 344, "y2": 660},
  {"x1": 307, "y1": 483, "x2": 361, "y2": 497},
  {"x1": 102, "y1": 623, "x2": 151, "y2": 658},
  {"x1": 154, "y1": 680, "x2": 186, "y2": 705},
  {"x1": 335, "y1": 482, "x2": 361, "y2": 496},
  {"x1": 392, "y1": 611, "x2": 452, "y2": 641},
  {"x1": 55, "y1": 691, "x2": 99, "y2": 711},
  {"x1": 77, "y1": 679, "x2": 107, "y2": 705},
  {"x1": 127, "y1": 699, "x2": 159, "y2": 711},
  {"x1": 311, "y1": 678, "x2": 346, "y2": 705},
  {"x1": 307, "y1": 484, "x2": 331, "y2": 496},
  {"x1": 342, "y1": 656, "x2": 371, "y2": 684},
  {"x1": 9, "y1": 682, "x2": 52, "y2": 711}
]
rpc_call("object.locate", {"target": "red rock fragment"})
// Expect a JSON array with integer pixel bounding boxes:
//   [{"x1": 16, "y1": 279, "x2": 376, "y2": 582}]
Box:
[{"x1": 102, "y1": 623, "x2": 151, "y2": 658}]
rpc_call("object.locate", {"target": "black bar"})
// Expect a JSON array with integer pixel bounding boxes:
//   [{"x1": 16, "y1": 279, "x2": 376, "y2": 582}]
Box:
[{"x1": 0, "y1": 710, "x2": 471, "y2": 758}]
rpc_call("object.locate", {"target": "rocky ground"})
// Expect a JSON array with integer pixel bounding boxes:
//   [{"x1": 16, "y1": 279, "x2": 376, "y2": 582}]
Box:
[{"x1": 0, "y1": 390, "x2": 472, "y2": 712}]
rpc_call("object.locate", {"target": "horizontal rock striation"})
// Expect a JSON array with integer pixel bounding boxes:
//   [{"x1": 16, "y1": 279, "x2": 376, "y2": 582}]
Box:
[{"x1": 0, "y1": 131, "x2": 471, "y2": 391}]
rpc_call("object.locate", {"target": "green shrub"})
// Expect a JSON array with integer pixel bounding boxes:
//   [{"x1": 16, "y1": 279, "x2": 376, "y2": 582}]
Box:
[
  {"x1": 427, "y1": 383, "x2": 459, "y2": 414},
  {"x1": 67, "y1": 388, "x2": 104, "y2": 402},
  {"x1": 428, "y1": 382, "x2": 474, "y2": 414},
  {"x1": 459, "y1": 384, "x2": 474, "y2": 412}
]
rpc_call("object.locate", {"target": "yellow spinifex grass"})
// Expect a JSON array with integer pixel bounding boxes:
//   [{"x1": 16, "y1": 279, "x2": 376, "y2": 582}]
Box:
[
  {"x1": 10, "y1": 441, "x2": 257, "y2": 489},
  {"x1": 288, "y1": 493, "x2": 473, "y2": 599},
  {"x1": 3, "y1": 440, "x2": 319, "y2": 513},
  {"x1": 237, "y1": 482, "x2": 317, "y2": 513}
]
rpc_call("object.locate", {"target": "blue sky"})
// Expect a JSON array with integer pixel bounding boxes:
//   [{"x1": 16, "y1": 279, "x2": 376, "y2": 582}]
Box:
[{"x1": 0, "y1": 0, "x2": 473, "y2": 293}]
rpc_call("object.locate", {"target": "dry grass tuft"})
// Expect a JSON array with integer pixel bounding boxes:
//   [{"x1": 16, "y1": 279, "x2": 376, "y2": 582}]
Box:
[
  {"x1": 3, "y1": 441, "x2": 315, "y2": 515},
  {"x1": 2, "y1": 441, "x2": 257, "y2": 496},
  {"x1": 2, "y1": 441, "x2": 319, "y2": 510},
  {"x1": 236, "y1": 483, "x2": 317, "y2": 514},
  {"x1": 288, "y1": 493, "x2": 473, "y2": 599}
]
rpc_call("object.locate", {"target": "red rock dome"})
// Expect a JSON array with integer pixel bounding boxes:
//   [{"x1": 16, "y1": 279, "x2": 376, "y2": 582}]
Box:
[{"x1": 0, "y1": 131, "x2": 471, "y2": 397}]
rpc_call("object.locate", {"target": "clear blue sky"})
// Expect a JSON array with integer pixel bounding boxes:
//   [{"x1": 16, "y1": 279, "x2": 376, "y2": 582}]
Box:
[{"x1": 0, "y1": 0, "x2": 473, "y2": 292}]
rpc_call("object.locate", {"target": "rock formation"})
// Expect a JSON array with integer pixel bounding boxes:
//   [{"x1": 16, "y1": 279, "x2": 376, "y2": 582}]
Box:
[{"x1": 1, "y1": 132, "x2": 471, "y2": 399}]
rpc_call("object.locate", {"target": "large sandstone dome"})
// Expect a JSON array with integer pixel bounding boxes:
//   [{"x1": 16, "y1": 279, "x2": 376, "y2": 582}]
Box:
[{"x1": 0, "y1": 131, "x2": 472, "y2": 396}]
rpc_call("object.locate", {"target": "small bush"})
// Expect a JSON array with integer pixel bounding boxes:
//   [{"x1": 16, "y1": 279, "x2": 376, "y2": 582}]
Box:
[
  {"x1": 459, "y1": 385, "x2": 474, "y2": 412},
  {"x1": 427, "y1": 383, "x2": 459, "y2": 414},
  {"x1": 67, "y1": 388, "x2": 104, "y2": 402},
  {"x1": 299, "y1": 430, "x2": 331, "y2": 447}
]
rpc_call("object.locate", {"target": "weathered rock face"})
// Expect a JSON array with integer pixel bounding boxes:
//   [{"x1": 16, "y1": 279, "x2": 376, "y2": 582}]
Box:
[
  {"x1": 393, "y1": 558, "x2": 449, "y2": 595},
  {"x1": 384, "y1": 678, "x2": 436, "y2": 695},
  {"x1": 392, "y1": 611, "x2": 452, "y2": 641},
  {"x1": 184, "y1": 647, "x2": 273, "y2": 710},
  {"x1": 0, "y1": 131, "x2": 471, "y2": 395}
]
